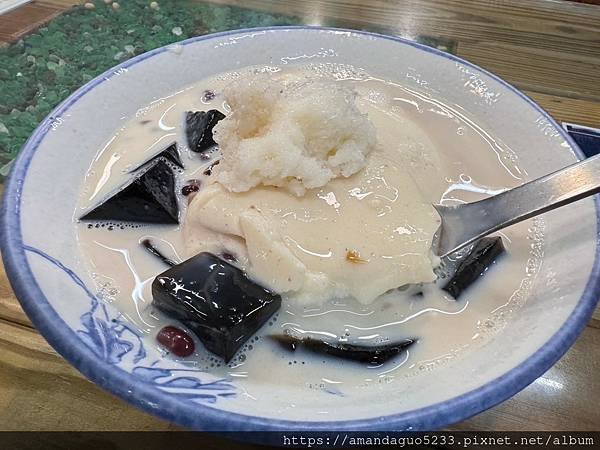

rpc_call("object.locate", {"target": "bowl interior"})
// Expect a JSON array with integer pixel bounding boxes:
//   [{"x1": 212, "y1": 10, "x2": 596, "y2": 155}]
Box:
[{"x1": 2, "y1": 27, "x2": 597, "y2": 430}]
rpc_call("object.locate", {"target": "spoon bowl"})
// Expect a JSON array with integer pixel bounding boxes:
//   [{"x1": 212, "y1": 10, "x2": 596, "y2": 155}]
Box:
[{"x1": 433, "y1": 153, "x2": 600, "y2": 257}]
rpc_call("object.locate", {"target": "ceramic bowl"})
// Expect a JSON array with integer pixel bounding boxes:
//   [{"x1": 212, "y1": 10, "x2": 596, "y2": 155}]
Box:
[{"x1": 1, "y1": 27, "x2": 598, "y2": 432}]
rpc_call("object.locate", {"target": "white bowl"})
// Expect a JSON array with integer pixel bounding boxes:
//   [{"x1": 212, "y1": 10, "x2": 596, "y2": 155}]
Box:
[{"x1": 1, "y1": 27, "x2": 598, "y2": 432}]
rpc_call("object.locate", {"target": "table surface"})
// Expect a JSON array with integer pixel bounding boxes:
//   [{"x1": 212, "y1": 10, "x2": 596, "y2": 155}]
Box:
[{"x1": 0, "y1": 0, "x2": 599, "y2": 434}]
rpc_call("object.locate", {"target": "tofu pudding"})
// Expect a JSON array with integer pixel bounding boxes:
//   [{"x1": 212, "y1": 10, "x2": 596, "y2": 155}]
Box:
[
  {"x1": 186, "y1": 75, "x2": 440, "y2": 306},
  {"x1": 75, "y1": 64, "x2": 544, "y2": 394}
]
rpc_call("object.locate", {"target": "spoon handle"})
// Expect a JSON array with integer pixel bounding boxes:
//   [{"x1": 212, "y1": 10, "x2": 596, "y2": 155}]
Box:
[{"x1": 434, "y1": 153, "x2": 600, "y2": 257}]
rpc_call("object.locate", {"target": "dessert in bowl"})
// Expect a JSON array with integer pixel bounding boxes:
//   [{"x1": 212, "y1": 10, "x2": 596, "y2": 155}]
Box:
[{"x1": 1, "y1": 27, "x2": 598, "y2": 432}]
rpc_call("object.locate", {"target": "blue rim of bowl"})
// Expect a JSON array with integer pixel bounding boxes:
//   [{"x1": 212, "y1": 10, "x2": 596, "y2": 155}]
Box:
[{"x1": 1, "y1": 26, "x2": 599, "y2": 432}]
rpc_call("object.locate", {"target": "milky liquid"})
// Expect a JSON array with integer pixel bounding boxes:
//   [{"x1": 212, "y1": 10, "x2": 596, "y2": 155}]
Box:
[{"x1": 75, "y1": 64, "x2": 544, "y2": 399}]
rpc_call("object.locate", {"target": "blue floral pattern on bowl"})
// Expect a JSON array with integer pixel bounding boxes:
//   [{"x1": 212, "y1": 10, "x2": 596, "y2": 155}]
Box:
[{"x1": 24, "y1": 244, "x2": 237, "y2": 404}]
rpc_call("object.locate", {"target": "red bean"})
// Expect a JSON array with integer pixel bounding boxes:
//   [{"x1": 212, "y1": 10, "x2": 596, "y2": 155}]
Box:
[
  {"x1": 181, "y1": 183, "x2": 200, "y2": 196},
  {"x1": 156, "y1": 326, "x2": 195, "y2": 357}
]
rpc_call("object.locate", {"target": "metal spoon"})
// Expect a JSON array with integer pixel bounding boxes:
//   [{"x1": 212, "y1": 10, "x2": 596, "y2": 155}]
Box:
[{"x1": 433, "y1": 153, "x2": 600, "y2": 257}]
